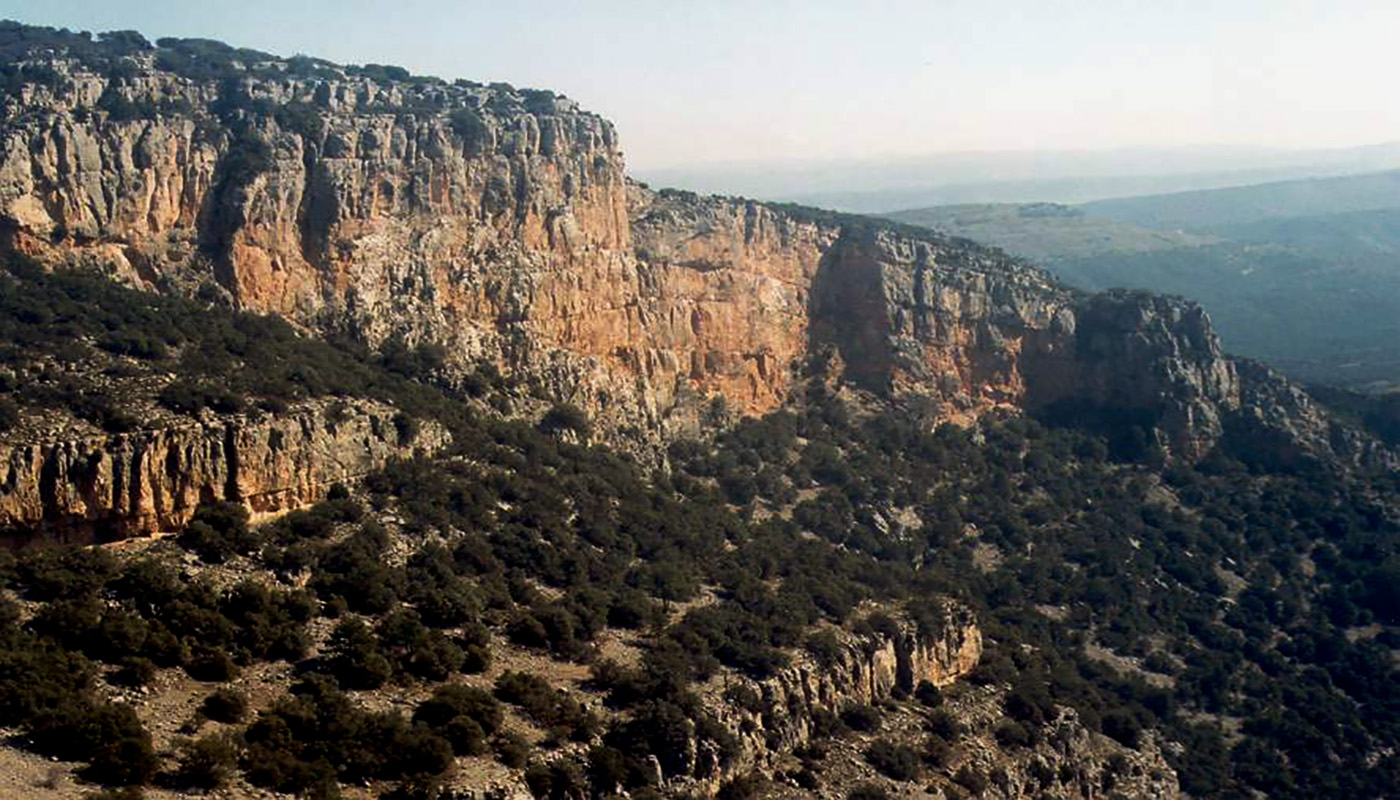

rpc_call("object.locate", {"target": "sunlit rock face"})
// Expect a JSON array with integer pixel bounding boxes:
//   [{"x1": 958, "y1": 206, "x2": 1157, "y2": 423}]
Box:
[
  {"x1": 2, "y1": 47, "x2": 1381, "y2": 468},
  {"x1": 0, "y1": 398, "x2": 446, "y2": 543}
]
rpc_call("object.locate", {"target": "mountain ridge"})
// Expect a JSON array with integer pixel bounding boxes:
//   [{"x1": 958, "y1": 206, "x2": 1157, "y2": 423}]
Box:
[
  {"x1": 0, "y1": 21, "x2": 1399, "y2": 800},
  {"x1": 0, "y1": 20, "x2": 1384, "y2": 499}
]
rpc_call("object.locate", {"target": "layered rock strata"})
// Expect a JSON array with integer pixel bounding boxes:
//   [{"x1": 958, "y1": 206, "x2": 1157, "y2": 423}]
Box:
[
  {"x1": 0, "y1": 398, "x2": 445, "y2": 544},
  {"x1": 0, "y1": 38, "x2": 1384, "y2": 486}
]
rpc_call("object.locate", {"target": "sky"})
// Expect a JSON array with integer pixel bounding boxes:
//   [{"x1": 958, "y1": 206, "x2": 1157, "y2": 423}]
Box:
[{"x1": 6, "y1": 0, "x2": 1400, "y2": 171}]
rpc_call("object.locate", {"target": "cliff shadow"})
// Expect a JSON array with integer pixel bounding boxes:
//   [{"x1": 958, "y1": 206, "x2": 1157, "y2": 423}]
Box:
[{"x1": 806, "y1": 230, "x2": 895, "y2": 393}]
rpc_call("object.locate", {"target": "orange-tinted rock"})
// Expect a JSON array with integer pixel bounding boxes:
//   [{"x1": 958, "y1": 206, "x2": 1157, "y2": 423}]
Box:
[{"x1": 1, "y1": 51, "x2": 1386, "y2": 467}]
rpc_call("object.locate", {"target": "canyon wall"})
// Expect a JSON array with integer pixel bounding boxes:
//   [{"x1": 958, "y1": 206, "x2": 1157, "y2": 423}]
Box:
[
  {"x1": 0, "y1": 43, "x2": 1382, "y2": 469},
  {"x1": 0, "y1": 398, "x2": 445, "y2": 544}
]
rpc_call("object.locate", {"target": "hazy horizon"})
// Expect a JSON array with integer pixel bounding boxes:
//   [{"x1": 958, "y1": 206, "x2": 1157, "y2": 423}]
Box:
[{"x1": 7, "y1": 0, "x2": 1400, "y2": 177}]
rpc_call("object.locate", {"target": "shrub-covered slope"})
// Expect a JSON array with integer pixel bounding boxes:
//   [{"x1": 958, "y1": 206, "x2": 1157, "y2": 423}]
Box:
[{"x1": 1, "y1": 264, "x2": 1398, "y2": 795}]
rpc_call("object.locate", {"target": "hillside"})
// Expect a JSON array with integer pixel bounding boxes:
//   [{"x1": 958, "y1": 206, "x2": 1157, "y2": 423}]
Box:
[
  {"x1": 885, "y1": 174, "x2": 1400, "y2": 388},
  {"x1": 883, "y1": 203, "x2": 1217, "y2": 262},
  {"x1": 1, "y1": 21, "x2": 1399, "y2": 800},
  {"x1": 1082, "y1": 169, "x2": 1400, "y2": 231}
]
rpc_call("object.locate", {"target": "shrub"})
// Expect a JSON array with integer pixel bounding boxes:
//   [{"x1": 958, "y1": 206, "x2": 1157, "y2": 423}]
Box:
[
  {"x1": 393, "y1": 411, "x2": 419, "y2": 444},
  {"x1": 28, "y1": 702, "x2": 158, "y2": 786},
  {"x1": 914, "y1": 680, "x2": 944, "y2": 708},
  {"x1": 717, "y1": 773, "x2": 767, "y2": 800},
  {"x1": 15, "y1": 547, "x2": 117, "y2": 601},
  {"x1": 413, "y1": 683, "x2": 502, "y2": 756},
  {"x1": 158, "y1": 380, "x2": 244, "y2": 416},
  {"x1": 200, "y1": 687, "x2": 247, "y2": 723},
  {"x1": 540, "y1": 403, "x2": 590, "y2": 437},
  {"x1": 185, "y1": 645, "x2": 239, "y2": 682},
  {"x1": 494, "y1": 670, "x2": 597, "y2": 741},
  {"x1": 864, "y1": 738, "x2": 922, "y2": 781},
  {"x1": 586, "y1": 744, "x2": 632, "y2": 792},
  {"x1": 804, "y1": 629, "x2": 844, "y2": 667},
  {"x1": 178, "y1": 501, "x2": 257, "y2": 563},
  {"x1": 848, "y1": 784, "x2": 889, "y2": 800},
  {"x1": 0, "y1": 396, "x2": 17, "y2": 432},
  {"x1": 449, "y1": 108, "x2": 488, "y2": 152},
  {"x1": 172, "y1": 732, "x2": 239, "y2": 789},
  {"x1": 494, "y1": 732, "x2": 530, "y2": 768},
  {"x1": 109, "y1": 657, "x2": 156, "y2": 688},
  {"x1": 81, "y1": 788, "x2": 147, "y2": 800},
  {"x1": 1102, "y1": 709, "x2": 1143, "y2": 748},
  {"x1": 376, "y1": 610, "x2": 464, "y2": 680},
  {"x1": 995, "y1": 719, "x2": 1035, "y2": 748},
  {"x1": 926, "y1": 708, "x2": 963, "y2": 739},
  {"x1": 326, "y1": 617, "x2": 392, "y2": 690},
  {"x1": 842, "y1": 703, "x2": 883, "y2": 733},
  {"x1": 955, "y1": 765, "x2": 988, "y2": 794},
  {"x1": 441, "y1": 715, "x2": 488, "y2": 756},
  {"x1": 525, "y1": 758, "x2": 589, "y2": 799}
]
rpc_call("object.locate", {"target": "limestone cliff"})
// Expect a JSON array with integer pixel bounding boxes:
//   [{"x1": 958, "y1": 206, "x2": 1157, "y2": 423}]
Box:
[
  {"x1": 671, "y1": 602, "x2": 983, "y2": 794},
  {"x1": 0, "y1": 397, "x2": 446, "y2": 544},
  {"x1": 0, "y1": 32, "x2": 1381, "y2": 467}
]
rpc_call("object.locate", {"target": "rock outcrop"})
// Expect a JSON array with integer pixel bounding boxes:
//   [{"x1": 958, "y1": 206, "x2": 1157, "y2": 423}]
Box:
[
  {"x1": 0, "y1": 397, "x2": 446, "y2": 544},
  {"x1": 933, "y1": 684, "x2": 1181, "y2": 800},
  {"x1": 0, "y1": 34, "x2": 1383, "y2": 467},
  {"x1": 668, "y1": 603, "x2": 982, "y2": 794}
]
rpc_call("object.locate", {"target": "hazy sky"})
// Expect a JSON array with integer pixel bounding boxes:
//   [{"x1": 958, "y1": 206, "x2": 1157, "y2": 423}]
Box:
[{"x1": 7, "y1": 1, "x2": 1400, "y2": 170}]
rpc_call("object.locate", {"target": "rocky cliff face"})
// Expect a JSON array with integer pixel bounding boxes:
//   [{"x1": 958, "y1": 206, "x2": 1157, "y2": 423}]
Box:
[
  {"x1": 672, "y1": 603, "x2": 983, "y2": 794},
  {"x1": 0, "y1": 39, "x2": 1378, "y2": 466},
  {"x1": 0, "y1": 397, "x2": 445, "y2": 544}
]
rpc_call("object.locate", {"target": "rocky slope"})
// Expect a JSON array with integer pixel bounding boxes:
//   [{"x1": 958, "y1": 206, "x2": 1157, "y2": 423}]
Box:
[
  {"x1": 932, "y1": 686, "x2": 1180, "y2": 800},
  {"x1": 679, "y1": 604, "x2": 983, "y2": 793},
  {"x1": 0, "y1": 36, "x2": 1379, "y2": 470},
  {"x1": 0, "y1": 397, "x2": 445, "y2": 544}
]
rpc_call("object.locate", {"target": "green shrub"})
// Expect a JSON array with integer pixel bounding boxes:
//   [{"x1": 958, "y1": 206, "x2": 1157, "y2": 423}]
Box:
[
  {"x1": 914, "y1": 680, "x2": 944, "y2": 708},
  {"x1": 172, "y1": 732, "x2": 239, "y2": 789},
  {"x1": 110, "y1": 657, "x2": 156, "y2": 688},
  {"x1": 326, "y1": 617, "x2": 392, "y2": 690},
  {"x1": 540, "y1": 402, "x2": 590, "y2": 437},
  {"x1": 494, "y1": 732, "x2": 530, "y2": 768},
  {"x1": 185, "y1": 645, "x2": 239, "y2": 682},
  {"x1": 926, "y1": 708, "x2": 963, "y2": 739},
  {"x1": 954, "y1": 765, "x2": 988, "y2": 794},
  {"x1": 995, "y1": 719, "x2": 1036, "y2": 748},
  {"x1": 413, "y1": 684, "x2": 502, "y2": 735},
  {"x1": 200, "y1": 687, "x2": 248, "y2": 723},
  {"x1": 178, "y1": 502, "x2": 258, "y2": 563},
  {"x1": 842, "y1": 703, "x2": 882, "y2": 733},
  {"x1": 864, "y1": 738, "x2": 922, "y2": 781},
  {"x1": 449, "y1": 108, "x2": 488, "y2": 152},
  {"x1": 28, "y1": 702, "x2": 158, "y2": 786},
  {"x1": 847, "y1": 784, "x2": 889, "y2": 800},
  {"x1": 494, "y1": 670, "x2": 597, "y2": 741}
]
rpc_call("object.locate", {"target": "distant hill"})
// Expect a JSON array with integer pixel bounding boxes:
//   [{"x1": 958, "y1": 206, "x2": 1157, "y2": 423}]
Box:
[
  {"x1": 885, "y1": 172, "x2": 1400, "y2": 389},
  {"x1": 886, "y1": 202, "x2": 1217, "y2": 262},
  {"x1": 1083, "y1": 170, "x2": 1400, "y2": 230},
  {"x1": 638, "y1": 142, "x2": 1400, "y2": 213}
]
